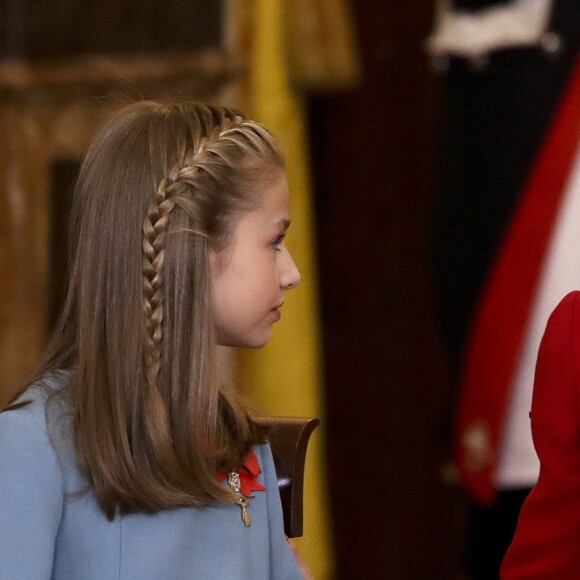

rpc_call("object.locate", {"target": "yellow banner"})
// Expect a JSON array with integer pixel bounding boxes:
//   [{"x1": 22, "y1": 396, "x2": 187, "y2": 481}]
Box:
[{"x1": 235, "y1": 0, "x2": 334, "y2": 577}]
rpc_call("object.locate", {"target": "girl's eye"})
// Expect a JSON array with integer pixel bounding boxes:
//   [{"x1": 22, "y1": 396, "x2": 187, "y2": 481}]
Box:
[{"x1": 272, "y1": 234, "x2": 285, "y2": 250}]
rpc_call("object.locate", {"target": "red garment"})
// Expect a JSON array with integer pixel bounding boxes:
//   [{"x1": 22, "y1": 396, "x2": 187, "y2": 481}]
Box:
[
  {"x1": 218, "y1": 449, "x2": 266, "y2": 497},
  {"x1": 501, "y1": 292, "x2": 580, "y2": 578},
  {"x1": 454, "y1": 59, "x2": 580, "y2": 504}
]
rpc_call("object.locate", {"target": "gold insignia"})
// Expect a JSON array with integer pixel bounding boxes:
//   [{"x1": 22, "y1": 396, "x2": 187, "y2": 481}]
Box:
[{"x1": 461, "y1": 421, "x2": 493, "y2": 473}]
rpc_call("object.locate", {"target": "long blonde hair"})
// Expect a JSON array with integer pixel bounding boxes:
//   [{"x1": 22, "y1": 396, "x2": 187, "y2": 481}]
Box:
[{"x1": 25, "y1": 100, "x2": 285, "y2": 519}]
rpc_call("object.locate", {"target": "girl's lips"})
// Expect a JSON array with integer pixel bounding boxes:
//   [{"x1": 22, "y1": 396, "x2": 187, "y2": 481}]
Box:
[{"x1": 271, "y1": 307, "x2": 282, "y2": 321}]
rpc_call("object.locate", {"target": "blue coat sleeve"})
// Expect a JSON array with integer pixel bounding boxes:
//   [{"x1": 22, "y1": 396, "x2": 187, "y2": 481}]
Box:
[
  {"x1": 0, "y1": 406, "x2": 64, "y2": 579},
  {"x1": 259, "y1": 443, "x2": 304, "y2": 580}
]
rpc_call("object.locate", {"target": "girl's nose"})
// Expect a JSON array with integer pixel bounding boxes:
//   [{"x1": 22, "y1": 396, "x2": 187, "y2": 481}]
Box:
[{"x1": 281, "y1": 247, "x2": 301, "y2": 290}]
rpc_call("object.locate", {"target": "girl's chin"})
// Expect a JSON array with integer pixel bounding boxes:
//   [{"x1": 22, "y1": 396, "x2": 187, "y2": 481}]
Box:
[{"x1": 217, "y1": 331, "x2": 272, "y2": 349}]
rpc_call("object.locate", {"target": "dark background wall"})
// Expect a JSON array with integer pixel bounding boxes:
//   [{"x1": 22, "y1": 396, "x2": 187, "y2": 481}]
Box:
[{"x1": 309, "y1": 2, "x2": 464, "y2": 578}]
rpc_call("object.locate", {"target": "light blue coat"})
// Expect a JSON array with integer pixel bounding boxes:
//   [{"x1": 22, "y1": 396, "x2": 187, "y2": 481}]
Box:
[{"x1": 0, "y1": 379, "x2": 303, "y2": 579}]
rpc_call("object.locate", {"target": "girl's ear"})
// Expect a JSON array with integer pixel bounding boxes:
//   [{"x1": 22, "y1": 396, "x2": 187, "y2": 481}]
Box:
[
  {"x1": 208, "y1": 247, "x2": 221, "y2": 276},
  {"x1": 209, "y1": 237, "x2": 236, "y2": 277}
]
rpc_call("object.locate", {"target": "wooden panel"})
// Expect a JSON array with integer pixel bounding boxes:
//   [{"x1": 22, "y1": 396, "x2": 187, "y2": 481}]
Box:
[
  {"x1": 0, "y1": 102, "x2": 50, "y2": 407},
  {"x1": 0, "y1": 0, "x2": 222, "y2": 58},
  {"x1": 49, "y1": 160, "x2": 78, "y2": 330}
]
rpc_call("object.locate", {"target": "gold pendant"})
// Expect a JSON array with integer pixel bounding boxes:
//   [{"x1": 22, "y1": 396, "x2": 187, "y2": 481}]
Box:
[
  {"x1": 228, "y1": 471, "x2": 251, "y2": 527},
  {"x1": 237, "y1": 496, "x2": 252, "y2": 527}
]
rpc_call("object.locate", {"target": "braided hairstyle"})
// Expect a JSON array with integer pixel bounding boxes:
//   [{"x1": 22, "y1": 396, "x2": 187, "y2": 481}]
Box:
[{"x1": 33, "y1": 100, "x2": 285, "y2": 518}]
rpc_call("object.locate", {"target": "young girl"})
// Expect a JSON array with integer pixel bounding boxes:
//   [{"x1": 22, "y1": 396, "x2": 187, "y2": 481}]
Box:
[{"x1": 0, "y1": 100, "x2": 306, "y2": 579}]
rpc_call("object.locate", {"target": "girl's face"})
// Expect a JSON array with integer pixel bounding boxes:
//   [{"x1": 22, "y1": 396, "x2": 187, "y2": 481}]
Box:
[{"x1": 210, "y1": 169, "x2": 301, "y2": 348}]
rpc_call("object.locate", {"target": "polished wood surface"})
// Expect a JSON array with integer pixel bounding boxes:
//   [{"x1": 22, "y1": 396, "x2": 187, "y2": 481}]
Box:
[{"x1": 259, "y1": 417, "x2": 320, "y2": 538}]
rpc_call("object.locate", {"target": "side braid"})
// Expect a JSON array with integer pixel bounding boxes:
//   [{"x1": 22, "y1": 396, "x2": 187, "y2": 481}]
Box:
[
  {"x1": 140, "y1": 127, "x2": 222, "y2": 390},
  {"x1": 142, "y1": 174, "x2": 177, "y2": 390},
  {"x1": 141, "y1": 116, "x2": 274, "y2": 390}
]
